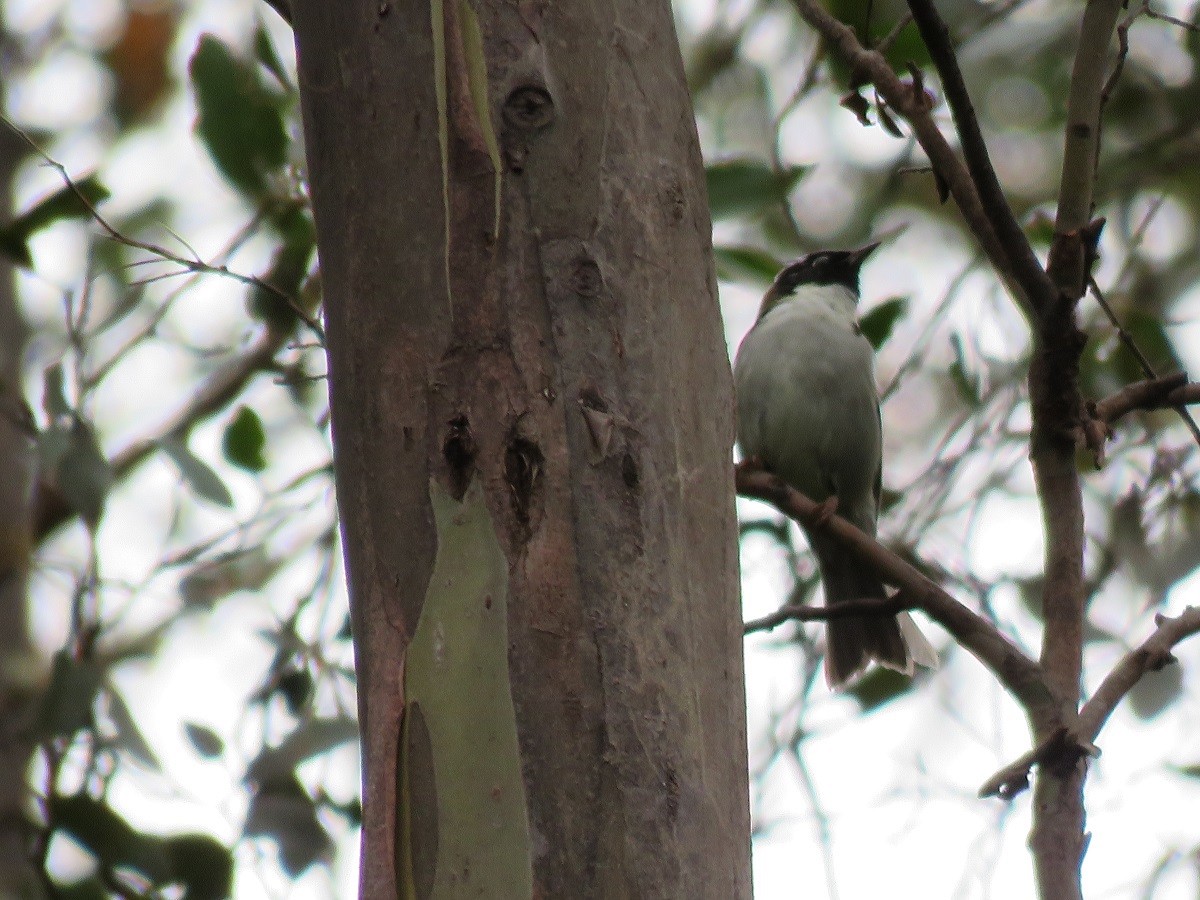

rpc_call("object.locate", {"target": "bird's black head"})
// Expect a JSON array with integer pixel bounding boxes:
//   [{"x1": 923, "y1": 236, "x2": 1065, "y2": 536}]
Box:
[{"x1": 772, "y1": 242, "x2": 882, "y2": 297}]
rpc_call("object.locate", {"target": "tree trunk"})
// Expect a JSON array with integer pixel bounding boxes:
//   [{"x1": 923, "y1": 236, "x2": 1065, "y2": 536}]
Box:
[
  {"x1": 0, "y1": 24, "x2": 39, "y2": 892},
  {"x1": 292, "y1": 0, "x2": 751, "y2": 896}
]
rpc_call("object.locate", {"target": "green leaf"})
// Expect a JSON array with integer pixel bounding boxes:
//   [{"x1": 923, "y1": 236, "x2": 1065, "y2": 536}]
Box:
[
  {"x1": 41, "y1": 652, "x2": 102, "y2": 740},
  {"x1": 38, "y1": 424, "x2": 72, "y2": 474},
  {"x1": 164, "y1": 834, "x2": 234, "y2": 900},
  {"x1": 180, "y1": 548, "x2": 282, "y2": 608},
  {"x1": 57, "y1": 420, "x2": 113, "y2": 528},
  {"x1": 846, "y1": 666, "x2": 915, "y2": 712},
  {"x1": 0, "y1": 176, "x2": 110, "y2": 268},
  {"x1": 859, "y1": 296, "x2": 908, "y2": 350},
  {"x1": 245, "y1": 716, "x2": 359, "y2": 787},
  {"x1": 1114, "y1": 309, "x2": 1182, "y2": 385},
  {"x1": 714, "y1": 245, "x2": 784, "y2": 286},
  {"x1": 43, "y1": 363, "x2": 71, "y2": 419},
  {"x1": 254, "y1": 22, "x2": 292, "y2": 91},
  {"x1": 244, "y1": 776, "x2": 331, "y2": 876},
  {"x1": 160, "y1": 437, "x2": 234, "y2": 507},
  {"x1": 184, "y1": 722, "x2": 225, "y2": 758},
  {"x1": 223, "y1": 406, "x2": 267, "y2": 472},
  {"x1": 104, "y1": 685, "x2": 161, "y2": 771},
  {"x1": 49, "y1": 793, "x2": 170, "y2": 883},
  {"x1": 249, "y1": 205, "x2": 316, "y2": 329},
  {"x1": 189, "y1": 35, "x2": 288, "y2": 197},
  {"x1": 947, "y1": 333, "x2": 981, "y2": 408},
  {"x1": 705, "y1": 158, "x2": 807, "y2": 220},
  {"x1": 1128, "y1": 662, "x2": 1183, "y2": 719},
  {"x1": 824, "y1": 0, "x2": 931, "y2": 87}
]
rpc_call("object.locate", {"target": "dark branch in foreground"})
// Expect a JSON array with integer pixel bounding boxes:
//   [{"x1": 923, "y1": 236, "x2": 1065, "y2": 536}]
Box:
[
  {"x1": 1079, "y1": 374, "x2": 1200, "y2": 465},
  {"x1": 744, "y1": 595, "x2": 910, "y2": 634},
  {"x1": 903, "y1": 0, "x2": 1055, "y2": 310},
  {"x1": 978, "y1": 727, "x2": 1099, "y2": 800},
  {"x1": 981, "y1": 607, "x2": 1200, "y2": 799},
  {"x1": 735, "y1": 463, "x2": 1055, "y2": 724}
]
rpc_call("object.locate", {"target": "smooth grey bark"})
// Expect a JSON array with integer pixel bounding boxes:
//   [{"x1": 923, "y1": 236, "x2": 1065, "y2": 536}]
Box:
[{"x1": 292, "y1": 0, "x2": 751, "y2": 896}]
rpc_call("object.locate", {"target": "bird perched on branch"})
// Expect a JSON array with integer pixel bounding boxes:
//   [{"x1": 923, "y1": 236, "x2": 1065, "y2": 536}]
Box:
[{"x1": 734, "y1": 242, "x2": 937, "y2": 687}]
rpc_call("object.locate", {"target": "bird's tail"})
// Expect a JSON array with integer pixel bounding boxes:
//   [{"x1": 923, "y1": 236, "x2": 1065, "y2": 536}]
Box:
[{"x1": 808, "y1": 531, "x2": 936, "y2": 688}]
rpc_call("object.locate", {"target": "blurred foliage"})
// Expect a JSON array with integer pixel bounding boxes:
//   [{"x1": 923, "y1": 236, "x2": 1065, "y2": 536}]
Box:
[{"x1": 8, "y1": 2, "x2": 348, "y2": 895}]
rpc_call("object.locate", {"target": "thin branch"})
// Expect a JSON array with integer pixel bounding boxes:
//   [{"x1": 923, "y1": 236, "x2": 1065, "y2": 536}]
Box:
[
  {"x1": 1100, "y1": 2, "x2": 1146, "y2": 114},
  {"x1": 744, "y1": 595, "x2": 910, "y2": 634},
  {"x1": 786, "y1": 0, "x2": 1032, "y2": 313},
  {"x1": 0, "y1": 116, "x2": 324, "y2": 341},
  {"x1": 1078, "y1": 607, "x2": 1200, "y2": 740},
  {"x1": 771, "y1": 41, "x2": 826, "y2": 244},
  {"x1": 903, "y1": 0, "x2": 1056, "y2": 313},
  {"x1": 735, "y1": 464, "x2": 1058, "y2": 727},
  {"x1": 1094, "y1": 373, "x2": 1200, "y2": 423},
  {"x1": 1088, "y1": 277, "x2": 1200, "y2": 447},
  {"x1": 1056, "y1": 0, "x2": 1125, "y2": 237},
  {"x1": 978, "y1": 726, "x2": 1099, "y2": 800},
  {"x1": 1143, "y1": 5, "x2": 1200, "y2": 33},
  {"x1": 34, "y1": 326, "x2": 291, "y2": 539}
]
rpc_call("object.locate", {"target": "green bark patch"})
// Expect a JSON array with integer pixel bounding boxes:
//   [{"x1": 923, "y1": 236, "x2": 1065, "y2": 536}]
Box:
[{"x1": 397, "y1": 477, "x2": 533, "y2": 898}]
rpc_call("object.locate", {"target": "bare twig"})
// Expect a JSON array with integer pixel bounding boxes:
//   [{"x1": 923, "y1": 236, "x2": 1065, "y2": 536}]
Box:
[
  {"x1": 771, "y1": 41, "x2": 826, "y2": 243},
  {"x1": 1093, "y1": 373, "x2": 1200, "y2": 423},
  {"x1": 1100, "y1": 2, "x2": 1147, "y2": 115},
  {"x1": 1088, "y1": 278, "x2": 1200, "y2": 447},
  {"x1": 0, "y1": 116, "x2": 323, "y2": 341},
  {"x1": 1144, "y1": 5, "x2": 1200, "y2": 32},
  {"x1": 978, "y1": 727, "x2": 1099, "y2": 800},
  {"x1": 1078, "y1": 607, "x2": 1200, "y2": 740}
]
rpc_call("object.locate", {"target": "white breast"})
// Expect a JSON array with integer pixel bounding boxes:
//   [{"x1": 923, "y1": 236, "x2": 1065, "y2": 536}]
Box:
[{"x1": 733, "y1": 284, "x2": 882, "y2": 530}]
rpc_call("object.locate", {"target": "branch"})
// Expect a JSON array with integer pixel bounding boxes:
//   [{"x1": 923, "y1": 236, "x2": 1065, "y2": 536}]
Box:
[
  {"x1": 744, "y1": 595, "x2": 910, "y2": 634},
  {"x1": 735, "y1": 464, "x2": 1058, "y2": 724},
  {"x1": 1077, "y1": 373, "x2": 1200, "y2": 466},
  {"x1": 0, "y1": 116, "x2": 323, "y2": 341},
  {"x1": 1056, "y1": 0, "x2": 1126, "y2": 237},
  {"x1": 1094, "y1": 373, "x2": 1200, "y2": 423},
  {"x1": 1078, "y1": 607, "x2": 1200, "y2": 741},
  {"x1": 978, "y1": 726, "x2": 1099, "y2": 800},
  {"x1": 1088, "y1": 277, "x2": 1200, "y2": 449},
  {"x1": 786, "y1": 0, "x2": 1032, "y2": 314},
  {"x1": 903, "y1": 0, "x2": 1057, "y2": 313},
  {"x1": 34, "y1": 326, "x2": 291, "y2": 539}
]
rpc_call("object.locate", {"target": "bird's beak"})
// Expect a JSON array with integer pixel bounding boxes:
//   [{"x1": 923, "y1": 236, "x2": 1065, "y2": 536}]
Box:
[{"x1": 847, "y1": 241, "x2": 883, "y2": 268}]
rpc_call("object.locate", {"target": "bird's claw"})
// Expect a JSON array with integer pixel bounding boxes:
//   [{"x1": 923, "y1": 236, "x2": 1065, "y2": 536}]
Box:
[{"x1": 811, "y1": 496, "x2": 839, "y2": 527}]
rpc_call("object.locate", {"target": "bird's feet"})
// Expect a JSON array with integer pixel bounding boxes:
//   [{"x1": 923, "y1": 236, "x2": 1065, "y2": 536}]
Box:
[
  {"x1": 811, "y1": 496, "x2": 839, "y2": 527},
  {"x1": 735, "y1": 455, "x2": 767, "y2": 475}
]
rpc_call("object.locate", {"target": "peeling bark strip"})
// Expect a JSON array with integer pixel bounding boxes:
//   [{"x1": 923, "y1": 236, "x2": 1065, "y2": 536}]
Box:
[{"x1": 292, "y1": 0, "x2": 750, "y2": 894}]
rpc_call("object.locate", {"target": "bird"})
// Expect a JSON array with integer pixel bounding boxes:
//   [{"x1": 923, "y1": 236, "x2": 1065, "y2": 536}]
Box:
[{"x1": 734, "y1": 242, "x2": 937, "y2": 687}]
